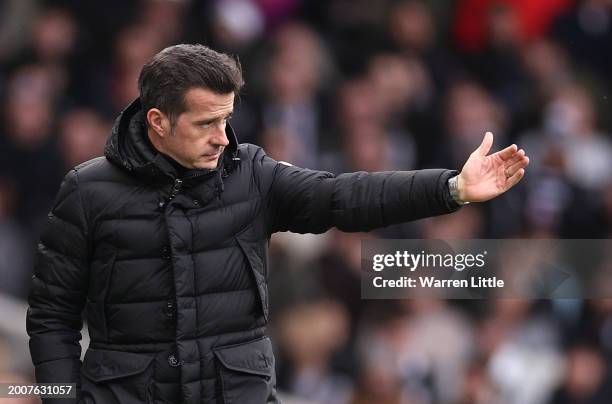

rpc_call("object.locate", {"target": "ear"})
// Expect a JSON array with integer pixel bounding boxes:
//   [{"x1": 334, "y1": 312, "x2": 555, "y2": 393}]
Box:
[{"x1": 146, "y1": 108, "x2": 171, "y2": 138}]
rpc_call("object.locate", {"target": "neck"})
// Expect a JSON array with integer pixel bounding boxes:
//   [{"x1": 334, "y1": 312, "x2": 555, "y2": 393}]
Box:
[{"x1": 146, "y1": 128, "x2": 192, "y2": 171}]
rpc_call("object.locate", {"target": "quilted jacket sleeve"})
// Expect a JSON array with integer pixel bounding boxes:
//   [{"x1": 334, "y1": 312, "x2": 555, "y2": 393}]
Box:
[
  {"x1": 26, "y1": 169, "x2": 90, "y2": 402},
  {"x1": 249, "y1": 145, "x2": 463, "y2": 234}
]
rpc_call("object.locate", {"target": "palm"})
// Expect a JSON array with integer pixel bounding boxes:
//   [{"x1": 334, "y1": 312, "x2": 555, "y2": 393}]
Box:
[{"x1": 458, "y1": 132, "x2": 529, "y2": 202}]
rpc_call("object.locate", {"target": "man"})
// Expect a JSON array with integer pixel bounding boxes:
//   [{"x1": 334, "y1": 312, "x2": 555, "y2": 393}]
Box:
[{"x1": 26, "y1": 44, "x2": 529, "y2": 404}]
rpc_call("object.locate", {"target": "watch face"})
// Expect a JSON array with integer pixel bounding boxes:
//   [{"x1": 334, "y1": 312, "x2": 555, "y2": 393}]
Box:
[{"x1": 448, "y1": 176, "x2": 466, "y2": 205}]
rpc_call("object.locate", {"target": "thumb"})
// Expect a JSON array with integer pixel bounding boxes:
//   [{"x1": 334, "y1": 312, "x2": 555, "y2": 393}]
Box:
[{"x1": 473, "y1": 131, "x2": 494, "y2": 157}]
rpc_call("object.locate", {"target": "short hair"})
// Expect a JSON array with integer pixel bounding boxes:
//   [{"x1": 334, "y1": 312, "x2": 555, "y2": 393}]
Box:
[{"x1": 138, "y1": 44, "x2": 244, "y2": 127}]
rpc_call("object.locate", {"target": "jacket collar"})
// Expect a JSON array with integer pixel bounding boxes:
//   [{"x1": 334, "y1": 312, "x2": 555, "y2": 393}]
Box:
[{"x1": 104, "y1": 98, "x2": 240, "y2": 182}]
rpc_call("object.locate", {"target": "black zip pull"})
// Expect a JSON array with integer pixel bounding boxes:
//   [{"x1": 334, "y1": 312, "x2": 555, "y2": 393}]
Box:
[
  {"x1": 168, "y1": 178, "x2": 183, "y2": 201},
  {"x1": 173, "y1": 178, "x2": 183, "y2": 192}
]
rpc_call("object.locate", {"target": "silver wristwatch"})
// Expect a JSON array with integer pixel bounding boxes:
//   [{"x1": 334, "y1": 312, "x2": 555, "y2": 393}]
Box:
[{"x1": 448, "y1": 175, "x2": 469, "y2": 205}]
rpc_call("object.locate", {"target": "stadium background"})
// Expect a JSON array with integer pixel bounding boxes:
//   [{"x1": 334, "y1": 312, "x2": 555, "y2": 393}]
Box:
[{"x1": 0, "y1": 0, "x2": 611, "y2": 402}]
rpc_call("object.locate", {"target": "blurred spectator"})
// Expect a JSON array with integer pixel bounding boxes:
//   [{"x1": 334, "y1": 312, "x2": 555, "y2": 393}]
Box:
[
  {"x1": 58, "y1": 108, "x2": 109, "y2": 169},
  {"x1": 0, "y1": 0, "x2": 38, "y2": 63},
  {"x1": 477, "y1": 3, "x2": 529, "y2": 114},
  {"x1": 276, "y1": 300, "x2": 353, "y2": 404},
  {"x1": 139, "y1": 0, "x2": 188, "y2": 46},
  {"x1": 258, "y1": 22, "x2": 335, "y2": 169},
  {"x1": 31, "y1": 7, "x2": 78, "y2": 64},
  {"x1": 458, "y1": 359, "x2": 497, "y2": 404},
  {"x1": 454, "y1": 0, "x2": 573, "y2": 53},
  {"x1": 549, "y1": 344, "x2": 612, "y2": 403},
  {"x1": 542, "y1": 84, "x2": 612, "y2": 190},
  {"x1": 587, "y1": 299, "x2": 612, "y2": 353},
  {"x1": 368, "y1": 54, "x2": 428, "y2": 125},
  {"x1": 343, "y1": 122, "x2": 394, "y2": 172},
  {"x1": 2, "y1": 6, "x2": 80, "y2": 101},
  {"x1": 387, "y1": 1, "x2": 458, "y2": 101},
  {"x1": 513, "y1": 37, "x2": 574, "y2": 134},
  {"x1": 520, "y1": 38, "x2": 573, "y2": 101},
  {"x1": 335, "y1": 78, "x2": 382, "y2": 132},
  {"x1": 0, "y1": 64, "x2": 64, "y2": 231},
  {"x1": 482, "y1": 300, "x2": 565, "y2": 404},
  {"x1": 312, "y1": 231, "x2": 372, "y2": 331},
  {"x1": 211, "y1": 0, "x2": 265, "y2": 51},
  {"x1": 553, "y1": 0, "x2": 612, "y2": 79},
  {"x1": 389, "y1": 1, "x2": 435, "y2": 56},
  {"x1": 351, "y1": 310, "x2": 415, "y2": 404},
  {"x1": 330, "y1": 60, "x2": 420, "y2": 173},
  {"x1": 397, "y1": 299, "x2": 475, "y2": 403},
  {"x1": 443, "y1": 80, "x2": 508, "y2": 168},
  {"x1": 109, "y1": 25, "x2": 164, "y2": 113},
  {"x1": 82, "y1": 24, "x2": 164, "y2": 116},
  {"x1": 518, "y1": 83, "x2": 612, "y2": 236}
]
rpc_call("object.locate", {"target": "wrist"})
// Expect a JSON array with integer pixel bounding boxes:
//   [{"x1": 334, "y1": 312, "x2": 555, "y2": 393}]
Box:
[
  {"x1": 448, "y1": 174, "x2": 469, "y2": 205},
  {"x1": 457, "y1": 174, "x2": 469, "y2": 201}
]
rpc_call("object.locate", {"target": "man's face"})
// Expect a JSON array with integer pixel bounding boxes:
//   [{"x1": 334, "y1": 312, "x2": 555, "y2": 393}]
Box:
[{"x1": 157, "y1": 88, "x2": 234, "y2": 169}]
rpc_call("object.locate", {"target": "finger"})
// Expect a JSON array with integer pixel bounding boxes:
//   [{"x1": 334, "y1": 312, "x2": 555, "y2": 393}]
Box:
[
  {"x1": 503, "y1": 149, "x2": 526, "y2": 168},
  {"x1": 505, "y1": 167, "x2": 526, "y2": 189},
  {"x1": 473, "y1": 131, "x2": 494, "y2": 157},
  {"x1": 505, "y1": 155, "x2": 530, "y2": 177},
  {"x1": 497, "y1": 144, "x2": 519, "y2": 161}
]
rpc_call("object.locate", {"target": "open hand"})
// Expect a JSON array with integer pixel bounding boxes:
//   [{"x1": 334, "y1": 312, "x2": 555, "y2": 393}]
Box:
[{"x1": 457, "y1": 132, "x2": 529, "y2": 202}]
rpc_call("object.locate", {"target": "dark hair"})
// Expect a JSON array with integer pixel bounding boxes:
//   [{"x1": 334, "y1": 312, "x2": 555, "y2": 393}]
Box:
[{"x1": 138, "y1": 44, "x2": 243, "y2": 127}]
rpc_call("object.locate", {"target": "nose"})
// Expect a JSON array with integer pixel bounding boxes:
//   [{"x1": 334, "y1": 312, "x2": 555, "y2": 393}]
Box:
[{"x1": 212, "y1": 124, "x2": 230, "y2": 147}]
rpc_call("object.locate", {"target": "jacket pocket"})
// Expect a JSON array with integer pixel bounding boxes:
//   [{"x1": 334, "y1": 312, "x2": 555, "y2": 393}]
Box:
[
  {"x1": 235, "y1": 237, "x2": 269, "y2": 322},
  {"x1": 213, "y1": 336, "x2": 276, "y2": 404},
  {"x1": 81, "y1": 348, "x2": 155, "y2": 404}
]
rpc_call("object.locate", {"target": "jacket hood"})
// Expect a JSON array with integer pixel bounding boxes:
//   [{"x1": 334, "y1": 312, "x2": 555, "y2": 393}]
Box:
[{"x1": 104, "y1": 98, "x2": 240, "y2": 181}]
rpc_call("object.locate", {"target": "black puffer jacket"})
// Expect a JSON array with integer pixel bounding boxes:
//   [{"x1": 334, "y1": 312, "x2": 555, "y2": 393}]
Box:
[{"x1": 26, "y1": 98, "x2": 462, "y2": 404}]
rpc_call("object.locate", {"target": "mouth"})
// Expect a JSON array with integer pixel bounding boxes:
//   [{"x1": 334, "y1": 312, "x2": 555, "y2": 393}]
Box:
[{"x1": 202, "y1": 151, "x2": 222, "y2": 160}]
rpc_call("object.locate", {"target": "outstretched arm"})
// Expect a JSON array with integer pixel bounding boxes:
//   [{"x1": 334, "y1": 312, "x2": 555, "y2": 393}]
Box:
[
  {"x1": 249, "y1": 146, "x2": 462, "y2": 234},
  {"x1": 251, "y1": 132, "x2": 529, "y2": 235}
]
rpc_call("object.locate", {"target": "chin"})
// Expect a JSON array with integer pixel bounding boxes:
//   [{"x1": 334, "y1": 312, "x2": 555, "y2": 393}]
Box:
[{"x1": 194, "y1": 159, "x2": 219, "y2": 170}]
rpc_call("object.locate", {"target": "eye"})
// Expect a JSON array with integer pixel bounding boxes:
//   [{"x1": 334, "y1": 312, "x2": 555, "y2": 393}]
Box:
[{"x1": 198, "y1": 115, "x2": 232, "y2": 129}]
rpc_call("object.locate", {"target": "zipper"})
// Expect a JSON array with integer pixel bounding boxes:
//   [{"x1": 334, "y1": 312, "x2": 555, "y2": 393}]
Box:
[
  {"x1": 164, "y1": 169, "x2": 218, "y2": 203},
  {"x1": 167, "y1": 178, "x2": 183, "y2": 201},
  {"x1": 181, "y1": 167, "x2": 217, "y2": 181}
]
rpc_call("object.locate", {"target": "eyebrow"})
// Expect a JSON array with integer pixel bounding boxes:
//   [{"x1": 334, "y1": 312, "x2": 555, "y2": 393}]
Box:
[{"x1": 192, "y1": 111, "x2": 233, "y2": 125}]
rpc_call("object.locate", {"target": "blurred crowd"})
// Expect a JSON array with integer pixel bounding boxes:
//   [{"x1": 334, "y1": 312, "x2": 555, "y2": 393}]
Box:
[{"x1": 1, "y1": 0, "x2": 611, "y2": 403}]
